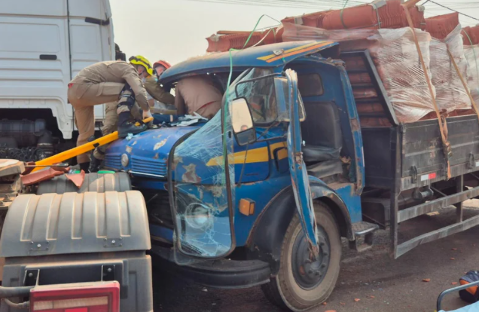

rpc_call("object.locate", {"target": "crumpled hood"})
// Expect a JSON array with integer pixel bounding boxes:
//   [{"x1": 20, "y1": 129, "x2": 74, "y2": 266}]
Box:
[{"x1": 105, "y1": 126, "x2": 200, "y2": 176}]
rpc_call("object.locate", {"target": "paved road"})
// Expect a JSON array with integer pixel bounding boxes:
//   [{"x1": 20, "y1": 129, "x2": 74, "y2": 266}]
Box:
[{"x1": 153, "y1": 204, "x2": 479, "y2": 312}]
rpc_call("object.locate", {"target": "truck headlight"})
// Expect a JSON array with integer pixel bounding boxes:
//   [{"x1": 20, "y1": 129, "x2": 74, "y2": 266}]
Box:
[
  {"x1": 185, "y1": 203, "x2": 213, "y2": 230},
  {"x1": 121, "y1": 154, "x2": 129, "y2": 167}
]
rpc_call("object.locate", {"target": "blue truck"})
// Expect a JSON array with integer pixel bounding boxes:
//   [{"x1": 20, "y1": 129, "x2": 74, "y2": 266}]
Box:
[{"x1": 1, "y1": 40, "x2": 479, "y2": 311}]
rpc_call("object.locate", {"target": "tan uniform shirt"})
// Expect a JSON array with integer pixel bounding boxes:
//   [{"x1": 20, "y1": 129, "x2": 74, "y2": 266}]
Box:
[
  {"x1": 174, "y1": 76, "x2": 222, "y2": 119},
  {"x1": 70, "y1": 61, "x2": 149, "y2": 111},
  {"x1": 144, "y1": 76, "x2": 175, "y2": 105}
]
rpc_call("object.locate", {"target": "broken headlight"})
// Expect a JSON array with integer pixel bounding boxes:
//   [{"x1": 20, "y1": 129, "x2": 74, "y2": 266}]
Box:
[
  {"x1": 121, "y1": 153, "x2": 129, "y2": 167},
  {"x1": 184, "y1": 203, "x2": 213, "y2": 230}
]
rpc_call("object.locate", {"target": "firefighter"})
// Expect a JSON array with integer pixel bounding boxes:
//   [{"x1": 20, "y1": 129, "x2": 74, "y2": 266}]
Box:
[
  {"x1": 67, "y1": 56, "x2": 152, "y2": 172},
  {"x1": 174, "y1": 75, "x2": 222, "y2": 119},
  {"x1": 143, "y1": 60, "x2": 175, "y2": 108}
]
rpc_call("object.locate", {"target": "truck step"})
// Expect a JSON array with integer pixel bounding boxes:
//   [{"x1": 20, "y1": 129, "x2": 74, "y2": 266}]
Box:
[{"x1": 349, "y1": 221, "x2": 379, "y2": 252}]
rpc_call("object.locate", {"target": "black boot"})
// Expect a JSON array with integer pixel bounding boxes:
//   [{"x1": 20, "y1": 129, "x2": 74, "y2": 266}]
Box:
[
  {"x1": 89, "y1": 156, "x2": 102, "y2": 173},
  {"x1": 118, "y1": 120, "x2": 148, "y2": 138},
  {"x1": 79, "y1": 162, "x2": 90, "y2": 172}
]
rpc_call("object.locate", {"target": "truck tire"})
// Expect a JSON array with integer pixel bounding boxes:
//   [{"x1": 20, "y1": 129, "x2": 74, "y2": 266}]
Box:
[
  {"x1": 37, "y1": 172, "x2": 131, "y2": 195},
  {"x1": 261, "y1": 202, "x2": 341, "y2": 311}
]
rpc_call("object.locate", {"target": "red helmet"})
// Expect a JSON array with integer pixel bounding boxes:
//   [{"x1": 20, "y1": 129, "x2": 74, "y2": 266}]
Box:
[{"x1": 153, "y1": 60, "x2": 171, "y2": 69}]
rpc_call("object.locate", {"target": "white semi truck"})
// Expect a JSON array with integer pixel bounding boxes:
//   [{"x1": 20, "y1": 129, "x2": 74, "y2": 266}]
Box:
[{"x1": 0, "y1": 0, "x2": 116, "y2": 162}]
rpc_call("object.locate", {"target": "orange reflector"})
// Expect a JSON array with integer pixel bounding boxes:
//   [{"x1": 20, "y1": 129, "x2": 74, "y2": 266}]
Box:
[{"x1": 239, "y1": 198, "x2": 255, "y2": 216}]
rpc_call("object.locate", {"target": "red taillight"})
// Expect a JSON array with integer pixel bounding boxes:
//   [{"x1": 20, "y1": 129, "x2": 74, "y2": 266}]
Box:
[{"x1": 30, "y1": 281, "x2": 119, "y2": 312}]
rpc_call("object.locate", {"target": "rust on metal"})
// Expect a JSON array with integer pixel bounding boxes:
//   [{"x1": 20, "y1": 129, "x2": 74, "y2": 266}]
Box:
[{"x1": 182, "y1": 163, "x2": 201, "y2": 183}]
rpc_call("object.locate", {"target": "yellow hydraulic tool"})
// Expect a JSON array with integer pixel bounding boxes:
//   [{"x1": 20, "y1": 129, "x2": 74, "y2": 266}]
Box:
[{"x1": 32, "y1": 117, "x2": 154, "y2": 172}]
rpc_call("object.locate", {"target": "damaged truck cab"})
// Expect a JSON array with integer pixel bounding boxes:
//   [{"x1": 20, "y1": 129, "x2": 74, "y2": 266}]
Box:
[{"x1": 105, "y1": 40, "x2": 376, "y2": 311}]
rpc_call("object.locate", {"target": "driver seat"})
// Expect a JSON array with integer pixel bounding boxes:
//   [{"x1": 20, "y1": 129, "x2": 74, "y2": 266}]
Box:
[{"x1": 301, "y1": 101, "x2": 344, "y2": 179}]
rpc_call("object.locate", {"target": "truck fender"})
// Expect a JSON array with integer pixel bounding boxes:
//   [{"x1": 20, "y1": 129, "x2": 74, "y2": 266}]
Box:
[
  {"x1": 310, "y1": 181, "x2": 354, "y2": 240},
  {"x1": 247, "y1": 182, "x2": 353, "y2": 275}
]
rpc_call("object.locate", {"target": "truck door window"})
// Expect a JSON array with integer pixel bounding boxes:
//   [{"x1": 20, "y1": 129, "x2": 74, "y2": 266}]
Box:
[
  {"x1": 297, "y1": 73, "x2": 324, "y2": 96},
  {"x1": 234, "y1": 69, "x2": 277, "y2": 125}
]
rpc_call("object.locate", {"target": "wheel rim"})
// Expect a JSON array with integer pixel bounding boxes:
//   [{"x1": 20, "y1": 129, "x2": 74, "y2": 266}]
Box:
[{"x1": 291, "y1": 224, "x2": 330, "y2": 290}]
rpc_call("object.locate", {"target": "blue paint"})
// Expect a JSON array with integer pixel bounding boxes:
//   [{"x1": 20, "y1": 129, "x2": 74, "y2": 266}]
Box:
[
  {"x1": 150, "y1": 224, "x2": 174, "y2": 242},
  {"x1": 285, "y1": 69, "x2": 318, "y2": 246},
  {"x1": 234, "y1": 175, "x2": 292, "y2": 245},
  {"x1": 335, "y1": 184, "x2": 362, "y2": 223},
  {"x1": 105, "y1": 125, "x2": 200, "y2": 177},
  {"x1": 103, "y1": 39, "x2": 368, "y2": 259},
  {"x1": 160, "y1": 41, "x2": 339, "y2": 86}
]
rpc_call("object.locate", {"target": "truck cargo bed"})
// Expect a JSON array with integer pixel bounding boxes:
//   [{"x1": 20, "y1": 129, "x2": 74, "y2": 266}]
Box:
[
  {"x1": 363, "y1": 115, "x2": 479, "y2": 191},
  {"x1": 341, "y1": 50, "x2": 479, "y2": 191}
]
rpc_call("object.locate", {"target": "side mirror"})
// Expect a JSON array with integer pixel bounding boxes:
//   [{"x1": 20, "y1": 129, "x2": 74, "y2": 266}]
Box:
[{"x1": 231, "y1": 98, "x2": 257, "y2": 146}]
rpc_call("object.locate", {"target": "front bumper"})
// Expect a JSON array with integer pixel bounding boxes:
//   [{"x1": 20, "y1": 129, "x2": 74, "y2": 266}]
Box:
[{"x1": 150, "y1": 245, "x2": 271, "y2": 289}]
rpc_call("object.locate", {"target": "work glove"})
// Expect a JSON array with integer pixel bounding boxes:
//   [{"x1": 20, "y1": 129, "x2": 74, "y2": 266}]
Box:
[{"x1": 142, "y1": 110, "x2": 155, "y2": 128}]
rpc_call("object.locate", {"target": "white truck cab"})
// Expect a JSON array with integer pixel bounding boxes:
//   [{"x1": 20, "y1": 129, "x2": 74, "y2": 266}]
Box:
[{"x1": 0, "y1": 0, "x2": 114, "y2": 160}]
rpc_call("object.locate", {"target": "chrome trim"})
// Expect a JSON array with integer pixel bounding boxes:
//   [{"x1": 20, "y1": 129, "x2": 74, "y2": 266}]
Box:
[{"x1": 129, "y1": 171, "x2": 165, "y2": 178}]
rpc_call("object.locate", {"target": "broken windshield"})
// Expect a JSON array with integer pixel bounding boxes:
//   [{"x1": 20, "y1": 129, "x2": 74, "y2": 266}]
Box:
[
  {"x1": 170, "y1": 73, "x2": 237, "y2": 262},
  {"x1": 234, "y1": 68, "x2": 278, "y2": 124}
]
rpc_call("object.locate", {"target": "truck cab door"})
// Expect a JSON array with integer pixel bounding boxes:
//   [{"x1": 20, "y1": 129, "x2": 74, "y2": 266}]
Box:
[{"x1": 283, "y1": 69, "x2": 319, "y2": 251}]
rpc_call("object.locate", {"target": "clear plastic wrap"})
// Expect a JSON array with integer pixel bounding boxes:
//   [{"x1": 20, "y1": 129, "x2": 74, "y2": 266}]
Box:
[
  {"x1": 369, "y1": 28, "x2": 435, "y2": 122},
  {"x1": 429, "y1": 25, "x2": 471, "y2": 114},
  {"x1": 465, "y1": 44, "x2": 479, "y2": 107},
  {"x1": 283, "y1": 23, "x2": 435, "y2": 123}
]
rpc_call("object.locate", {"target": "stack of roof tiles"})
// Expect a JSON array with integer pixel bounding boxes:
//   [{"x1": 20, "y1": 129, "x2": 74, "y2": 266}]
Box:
[
  {"x1": 462, "y1": 25, "x2": 479, "y2": 45},
  {"x1": 425, "y1": 12, "x2": 459, "y2": 40},
  {"x1": 205, "y1": 0, "x2": 478, "y2": 124},
  {"x1": 206, "y1": 29, "x2": 281, "y2": 53},
  {"x1": 206, "y1": 0, "x2": 425, "y2": 53}
]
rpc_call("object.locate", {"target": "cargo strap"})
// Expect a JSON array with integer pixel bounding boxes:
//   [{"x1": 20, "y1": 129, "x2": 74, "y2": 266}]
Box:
[
  {"x1": 462, "y1": 30, "x2": 479, "y2": 82},
  {"x1": 446, "y1": 47, "x2": 479, "y2": 124},
  {"x1": 339, "y1": 0, "x2": 350, "y2": 29},
  {"x1": 402, "y1": 4, "x2": 452, "y2": 179}
]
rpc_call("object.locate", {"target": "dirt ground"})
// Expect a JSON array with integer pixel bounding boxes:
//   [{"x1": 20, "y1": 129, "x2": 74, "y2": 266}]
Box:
[{"x1": 153, "y1": 201, "x2": 479, "y2": 312}]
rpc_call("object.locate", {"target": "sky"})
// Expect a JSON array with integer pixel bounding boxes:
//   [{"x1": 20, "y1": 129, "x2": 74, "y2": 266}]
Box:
[{"x1": 110, "y1": 0, "x2": 479, "y2": 66}]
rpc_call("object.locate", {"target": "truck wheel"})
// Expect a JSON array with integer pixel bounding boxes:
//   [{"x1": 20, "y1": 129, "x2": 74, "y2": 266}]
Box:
[{"x1": 261, "y1": 202, "x2": 341, "y2": 311}]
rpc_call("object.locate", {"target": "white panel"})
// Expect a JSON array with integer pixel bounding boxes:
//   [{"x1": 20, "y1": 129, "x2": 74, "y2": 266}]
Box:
[
  {"x1": 0, "y1": 23, "x2": 60, "y2": 53},
  {"x1": 69, "y1": 0, "x2": 103, "y2": 19},
  {"x1": 0, "y1": 15, "x2": 72, "y2": 137},
  {"x1": 71, "y1": 25, "x2": 100, "y2": 54},
  {"x1": 0, "y1": 0, "x2": 64, "y2": 16}
]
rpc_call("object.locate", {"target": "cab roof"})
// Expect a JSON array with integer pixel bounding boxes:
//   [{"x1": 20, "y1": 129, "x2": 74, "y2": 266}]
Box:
[{"x1": 160, "y1": 40, "x2": 338, "y2": 85}]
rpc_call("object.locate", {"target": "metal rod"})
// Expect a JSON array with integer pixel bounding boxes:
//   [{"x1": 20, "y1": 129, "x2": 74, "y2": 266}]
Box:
[
  {"x1": 25, "y1": 164, "x2": 69, "y2": 168},
  {"x1": 398, "y1": 183, "x2": 479, "y2": 223},
  {"x1": 390, "y1": 128, "x2": 401, "y2": 258},
  {"x1": 397, "y1": 214, "x2": 479, "y2": 258},
  {"x1": 437, "y1": 280, "x2": 479, "y2": 310},
  {"x1": 431, "y1": 186, "x2": 447, "y2": 198},
  {"x1": 456, "y1": 176, "x2": 464, "y2": 223}
]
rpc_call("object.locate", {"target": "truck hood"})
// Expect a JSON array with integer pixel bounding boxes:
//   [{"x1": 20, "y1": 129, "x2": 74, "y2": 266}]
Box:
[{"x1": 104, "y1": 126, "x2": 200, "y2": 178}]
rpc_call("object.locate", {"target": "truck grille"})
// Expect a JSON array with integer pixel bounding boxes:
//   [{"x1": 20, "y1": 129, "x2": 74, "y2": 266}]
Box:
[
  {"x1": 104, "y1": 154, "x2": 121, "y2": 169},
  {"x1": 144, "y1": 190, "x2": 173, "y2": 228},
  {"x1": 131, "y1": 156, "x2": 167, "y2": 177}
]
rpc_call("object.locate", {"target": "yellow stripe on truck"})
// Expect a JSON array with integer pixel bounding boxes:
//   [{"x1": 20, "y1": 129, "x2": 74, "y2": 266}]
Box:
[
  {"x1": 206, "y1": 142, "x2": 288, "y2": 167},
  {"x1": 257, "y1": 41, "x2": 335, "y2": 62},
  {"x1": 257, "y1": 42, "x2": 320, "y2": 61}
]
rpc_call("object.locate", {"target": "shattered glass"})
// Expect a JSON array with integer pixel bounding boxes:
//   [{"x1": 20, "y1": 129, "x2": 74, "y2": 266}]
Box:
[
  {"x1": 234, "y1": 68, "x2": 278, "y2": 124},
  {"x1": 234, "y1": 69, "x2": 305, "y2": 124},
  {"x1": 171, "y1": 77, "x2": 236, "y2": 262}
]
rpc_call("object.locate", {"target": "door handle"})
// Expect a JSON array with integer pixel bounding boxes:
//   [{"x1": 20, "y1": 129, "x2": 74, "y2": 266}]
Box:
[{"x1": 39, "y1": 55, "x2": 57, "y2": 60}]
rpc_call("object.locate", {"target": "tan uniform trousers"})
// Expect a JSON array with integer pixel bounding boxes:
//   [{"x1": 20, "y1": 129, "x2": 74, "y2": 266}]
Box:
[
  {"x1": 68, "y1": 82, "x2": 124, "y2": 164},
  {"x1": 94, "y1": 101, "x2": 141, "y2": 160}
]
